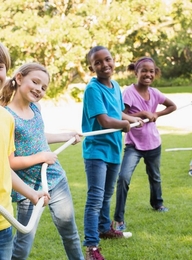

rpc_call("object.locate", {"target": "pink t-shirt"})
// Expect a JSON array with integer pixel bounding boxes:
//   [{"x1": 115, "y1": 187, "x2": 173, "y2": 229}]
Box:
[{"x1": 123, "y1": 84, "x2": 166, "y2": 150}]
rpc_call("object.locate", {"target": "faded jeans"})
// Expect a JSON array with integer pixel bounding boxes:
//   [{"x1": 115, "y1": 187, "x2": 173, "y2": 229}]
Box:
[
  {"x1": 83, "y1": 159, "x2": 120, "y2": 246},
  {"x1": 114, "y1": 144, "x2": 163, "y2": 223},
  {"x1": 12, "y1": 177, "x2": 84, "y2": 260},
  {"x1": 0, "y1": 226, "x2": 13, "y2": 260}
]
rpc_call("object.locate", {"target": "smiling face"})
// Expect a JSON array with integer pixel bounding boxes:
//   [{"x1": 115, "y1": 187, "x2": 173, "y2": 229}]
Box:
[
  {"x1": 15, "y1": 70, "x2": 49, "y2": 103},
  {"x1": 89, "y1": 49, "x2": 115, "y2": 81},
  {"x1": 135, "y1": 61, "x2": 155, "y2": 87}
]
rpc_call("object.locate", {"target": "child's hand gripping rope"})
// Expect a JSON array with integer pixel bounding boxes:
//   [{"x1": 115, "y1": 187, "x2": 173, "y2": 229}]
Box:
[{"x1": 0, "y1": 119, "x2": 149, "y2": 234}]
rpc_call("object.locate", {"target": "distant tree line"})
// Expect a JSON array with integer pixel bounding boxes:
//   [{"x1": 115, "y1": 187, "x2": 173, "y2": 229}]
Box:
[{"x1": 1, "y1": 0, "x2": 191, "y2": 99}]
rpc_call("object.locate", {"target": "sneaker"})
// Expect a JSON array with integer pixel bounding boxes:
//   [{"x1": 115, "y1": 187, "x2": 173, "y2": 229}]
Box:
[
  {"x1": 155, "y1": 206, "x2": 169, "y2": 212},
  {"x1": 189, "y1": 169, "x2": 192, "y2": 176},
  {"x1": 116, "y1": 222, "x2": 126, "y2": 231},
  {"x1": 86, "y1": 246, "x2": 105, "y2": 260},
  {"x1": 99, "y1": 222, "x2": 123, "y2": 239}
]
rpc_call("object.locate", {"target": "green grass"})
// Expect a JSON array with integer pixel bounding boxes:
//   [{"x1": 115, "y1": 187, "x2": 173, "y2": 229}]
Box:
[
  {"x1": 157, "y1": 86, "x2": 192, "y2": 94},
  {"x1": 12, "y1": 132, "x2": 192, "y2": 260}
]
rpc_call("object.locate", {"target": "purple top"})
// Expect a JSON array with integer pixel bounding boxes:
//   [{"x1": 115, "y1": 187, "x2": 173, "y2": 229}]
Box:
[{"x1": 123, "y1": 84, "x2": 166, "y2": 150}]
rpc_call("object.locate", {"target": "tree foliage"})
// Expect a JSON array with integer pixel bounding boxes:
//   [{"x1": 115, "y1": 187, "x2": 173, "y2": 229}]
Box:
[{"x1": 0, "y1": 0, "x2": 191, "y2": 98}]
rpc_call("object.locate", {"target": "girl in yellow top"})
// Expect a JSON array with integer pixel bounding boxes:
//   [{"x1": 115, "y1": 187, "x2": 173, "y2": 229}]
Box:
[{"x1": 0, "y1": 42, "x2": 49, "y2": 260}]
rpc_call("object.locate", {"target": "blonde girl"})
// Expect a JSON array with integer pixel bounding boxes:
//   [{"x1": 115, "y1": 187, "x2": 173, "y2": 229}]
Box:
[{"x1": 0, "y1": 62, "x2": 84, "y2": 260}]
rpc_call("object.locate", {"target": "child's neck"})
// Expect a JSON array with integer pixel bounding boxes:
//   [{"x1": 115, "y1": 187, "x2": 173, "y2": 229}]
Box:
[
  {"x1": 134, "y1": 84, "x2": 150, "y2": 101},
  {"x1": 97, "y1": 77, "x2": 113, "y2": 88},
  {"x1": 8, "y1": 98, "x2": 34, "y2": 120}
]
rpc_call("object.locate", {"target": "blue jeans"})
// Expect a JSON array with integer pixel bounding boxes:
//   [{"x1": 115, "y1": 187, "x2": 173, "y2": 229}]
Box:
[
  {"x1": 83, "y1": 159, "x2": 120, "y2": 246},
  {"x1": 12, "y1": 177, "x2": 84, "y2": 260},
  {"x1": 0, "y1": 226, "x2": 13, "y2": 260},
  {"x1": 114, "y1": 144, "x2": 163, "y2": 222}
]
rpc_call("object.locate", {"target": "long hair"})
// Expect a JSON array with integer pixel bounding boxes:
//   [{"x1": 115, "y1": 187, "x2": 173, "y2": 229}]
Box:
[{"x1": 0, "y1": 62, "x2": 50, "y2": 106}]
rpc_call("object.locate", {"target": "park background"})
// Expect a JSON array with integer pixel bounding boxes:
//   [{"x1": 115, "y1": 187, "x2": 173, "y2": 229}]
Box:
[
  {"x1": 1, "y1": 0, "x2": 192, "y2": 259},
  {"x1": 1, "y1": 0, "x2": 191, "y2": 133},
  {"x1": 1, "y1": 0, "x2": 192, "y2": 100}
]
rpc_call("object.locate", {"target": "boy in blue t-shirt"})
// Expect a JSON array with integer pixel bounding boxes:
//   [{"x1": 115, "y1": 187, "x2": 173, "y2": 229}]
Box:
[{"x1": 82, "y1": 46, "x2": 141, "y2": 260}]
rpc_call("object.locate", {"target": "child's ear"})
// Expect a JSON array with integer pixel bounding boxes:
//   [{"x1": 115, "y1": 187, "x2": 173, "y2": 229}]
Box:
[
  {"x1": 15, "y1": 73, "x2": 23, "y2": 85},
  {"x1": 89, "y1": 66, "x2": 94, "y2": 73}
]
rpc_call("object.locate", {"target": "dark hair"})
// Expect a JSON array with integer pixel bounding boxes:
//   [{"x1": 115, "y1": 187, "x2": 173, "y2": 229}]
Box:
[
  {"x1": 0, "y1": 62, "x2": 50, "y2": 106},
  {"x1": 128, "y1": 57, "x2": 161, "y2": 77},
  {"x1": 86, "y1": 46, "x2": 108, "y2": 65}
]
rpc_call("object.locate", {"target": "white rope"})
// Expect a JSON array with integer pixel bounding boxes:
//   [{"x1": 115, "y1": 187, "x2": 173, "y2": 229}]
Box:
[
  {"x1": 41, "y1": 137, "x2": 76, "y2": 193},
  {"x1": 176, "y1": 101, "x2": 192, "y2": 110},
  {"x1": 0, "y1": 118, "x2": 149, "y2": 233},
  {"x1": 0, "y1": 138, "x2": 75, "y2": 234},
  {"x1": 80, "y1": 118, "x2": 149, "y2": 137},
  {"x1": 165, "y1": 148, "x2": 192, "y2": 152},
  {"x1": 0, "y1": 198, "x2": 44, "y2": 234}
]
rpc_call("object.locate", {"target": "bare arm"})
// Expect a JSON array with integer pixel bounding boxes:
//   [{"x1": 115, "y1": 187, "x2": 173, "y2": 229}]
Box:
[
  {"x1": 124, "y1": 98, "x2": 177, "y2": 122},
  {"x1": 122, "y1": 112, "x2": 143, "y2": 124},
  {"x1": 9, "y1": 132, "x2": 81, "y2": 171},
  {"x1": 96, "y1": 114, "x2": 130, "y2": 132},
  {"x1": 143, "y1": 98, "x2": 176, "y2": 122},
  {"x1": 156, "y1": 97, "x2": 177, "y2": 117},
  {"x1": 11, "y1": 170, "x2": 50, "y2": 205},
  {"x1": 9, "y1": 152, "x2": 57, "y2": 171},
  {"x1": 123, "y1": 105, "x2": 149, "y2": 119},
  {"x1": 45, "y1": 132, "x2": 81, "y2": 144}
]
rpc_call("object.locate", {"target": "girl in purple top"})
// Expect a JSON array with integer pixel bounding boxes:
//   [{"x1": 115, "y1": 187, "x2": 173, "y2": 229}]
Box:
[
  {"x1": 114, "y1": 57, "x2": 177, "y2": 231},
  {"x1": 0, "y1": 62, "x2": 84, "y2": 260}
]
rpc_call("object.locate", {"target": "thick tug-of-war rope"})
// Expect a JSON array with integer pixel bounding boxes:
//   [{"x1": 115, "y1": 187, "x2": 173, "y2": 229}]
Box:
[{"x1": 0, "y1": 119, "x2": 149, "y2": 234}]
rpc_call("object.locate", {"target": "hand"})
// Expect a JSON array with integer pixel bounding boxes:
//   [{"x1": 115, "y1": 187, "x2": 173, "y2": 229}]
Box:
[
  {"x1": 39, "y1": 151, "x2": 57, "y2": 164},
  {"x1": 72, "y1": 134, "x2": 81, "y2": 145},
  {"x1": 144, "y1": 112, "x2": 158, "y2": 122},
  {"x1": 133, "y1": 117, "x2": 144, "y2": 128},
  {"x1": 122, "y1": 121, "x2": 130, "y2": 133},
  {"x1": 38, "y1": 191, "x2": 50, "y2": 206},
  {"x1": 30, "y1": 190, "x2": 50, "y2": 206}
]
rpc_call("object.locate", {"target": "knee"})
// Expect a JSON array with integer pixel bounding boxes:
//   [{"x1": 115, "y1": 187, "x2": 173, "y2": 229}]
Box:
[
  {"x1": 117, "y1": 175, "x2": 130, "y2": 186},
  {"x1": 86, "y1": 196, "x2": 103, "y2": 210}
]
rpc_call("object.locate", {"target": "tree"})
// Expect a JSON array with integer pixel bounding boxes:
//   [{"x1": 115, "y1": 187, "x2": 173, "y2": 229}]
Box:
[{"x1": 0, "y1": 0, "x2": 191, "y2": 99}]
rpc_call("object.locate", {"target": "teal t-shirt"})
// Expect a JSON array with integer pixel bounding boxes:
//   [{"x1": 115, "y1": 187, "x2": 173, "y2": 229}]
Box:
[
  {"x1": 6, "y1": 103, "x2": 65, "y2": 202},
  {"x1": 82, "y1": 77, "x2": 124, "y2": 164}
]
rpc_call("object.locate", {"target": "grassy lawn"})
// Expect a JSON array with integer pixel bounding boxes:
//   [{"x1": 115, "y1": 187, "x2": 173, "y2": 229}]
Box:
[
  {"x1": 157, "y1": 86, "x2": 192, "y2": 94},
  {"x1": 12, "y1": 131, "x2": 192, "y2": 260},
  {"x1": 11, "y1": 87, "x2": 192, "y2": 259}
]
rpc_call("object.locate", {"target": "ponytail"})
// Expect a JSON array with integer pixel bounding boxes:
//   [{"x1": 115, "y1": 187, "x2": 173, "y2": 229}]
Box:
[{"x1": 0, "y1": 78, "x2": 16, "y2": 106}]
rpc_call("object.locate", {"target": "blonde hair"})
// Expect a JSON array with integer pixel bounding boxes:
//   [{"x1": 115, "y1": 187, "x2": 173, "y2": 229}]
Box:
[
  {"x1": 0, "y1": 42, "x2": 11, "y2": 72},
  {"x1": 0, "y1": 62, "x2": 50, "y2": 106}
]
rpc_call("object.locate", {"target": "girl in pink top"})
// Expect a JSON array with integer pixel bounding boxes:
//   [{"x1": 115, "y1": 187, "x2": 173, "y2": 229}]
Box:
[{"x1": 114, "y1": 57, "x2": 177, "y2": 231}]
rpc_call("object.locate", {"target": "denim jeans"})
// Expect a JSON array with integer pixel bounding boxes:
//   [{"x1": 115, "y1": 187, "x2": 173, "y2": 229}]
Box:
[
  {"x1": 83, "y1": 159, "x2": 120, "y2": 246},
  {"x1": 114, "y1": 144, "x2": 163, "y2": 222},
  {"x1": 12, "y1": 177, "x2": 84, "y2": 260},
  {"x1": 0, "y1": 226, "x2": 13, "y2": 260}
]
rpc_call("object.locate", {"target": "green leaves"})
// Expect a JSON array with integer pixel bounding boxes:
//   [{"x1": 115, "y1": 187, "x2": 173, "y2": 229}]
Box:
[{"x1": 0, "y1": 0, "x2": 191, "y2": 98}]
